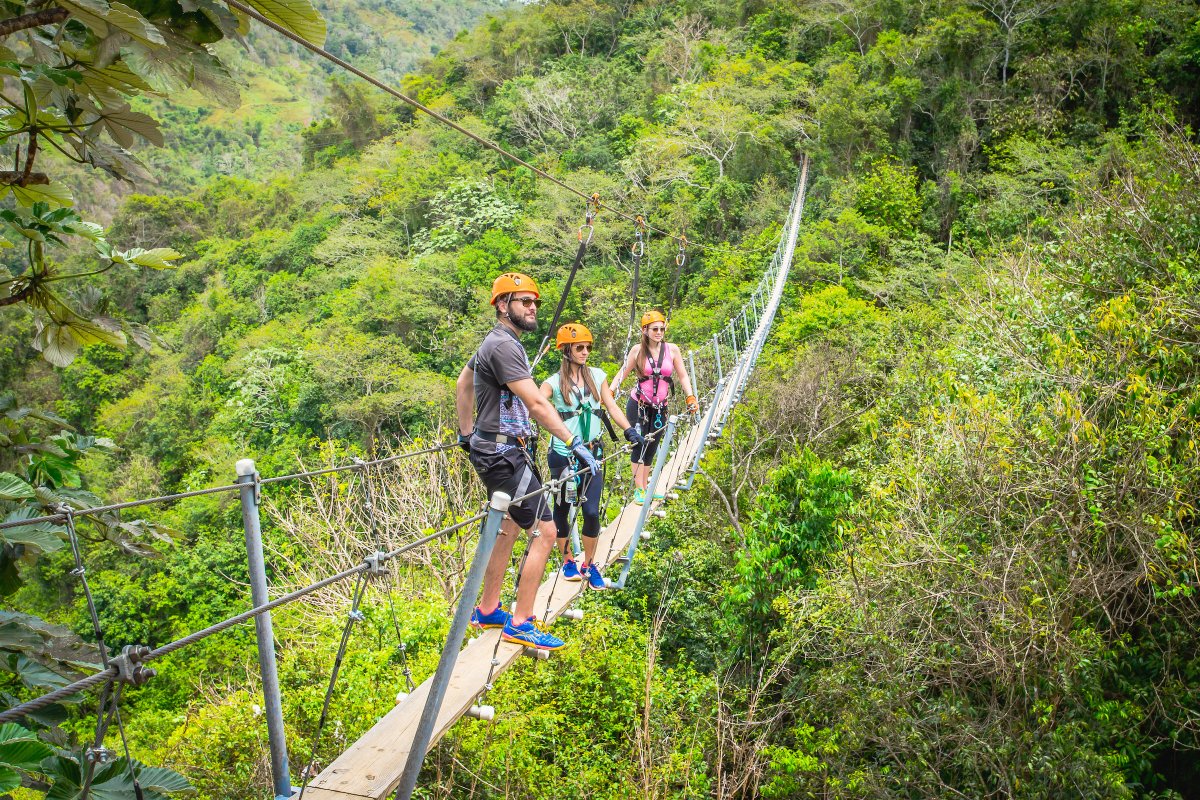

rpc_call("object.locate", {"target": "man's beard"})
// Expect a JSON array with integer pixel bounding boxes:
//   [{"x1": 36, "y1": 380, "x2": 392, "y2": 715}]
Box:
[{"x1": 511, "y1": 313, "x2": 537, "y2": 332}]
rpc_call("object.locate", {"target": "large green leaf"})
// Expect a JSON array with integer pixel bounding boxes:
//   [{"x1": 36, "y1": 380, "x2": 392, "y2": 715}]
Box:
[
  {"x1": 0, "y1": 738, "x2": 55, "y2": 770},
  {"x1": 0, "y1": 768, "x2": 19, "y2": 793},
  {"x1": 3, "y1": 653, "x2": 70, "y2": 690},
  {"x1": 136, "y1": 766, "x2": 195, "y2": 793},
  {"x1": 0, "y1": 524, "x2": 65, "y2": 554},
  {"x1": 8, "y1": 181, "x2": 74, "y2": 208},
  {"x1": 246, "y1": 0, "x2": 326, "y2": 45},
  {"x1": 89, "y1": 103, "x2": 164, "y2": 148},
  {"x1": 0, "y1": 722, "x2": 38, "y2": 744},
  {"x1": 111, "y1": 246, "x2": 181, "y2": 270},
  {"x1": 0, "y1": 472, "x2": 34, "y2": 501}
]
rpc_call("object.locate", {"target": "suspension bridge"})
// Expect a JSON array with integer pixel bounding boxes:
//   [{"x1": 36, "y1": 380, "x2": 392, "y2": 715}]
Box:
[{"x1": 0, "y1": 2, "x2": 811, "y2": 794}]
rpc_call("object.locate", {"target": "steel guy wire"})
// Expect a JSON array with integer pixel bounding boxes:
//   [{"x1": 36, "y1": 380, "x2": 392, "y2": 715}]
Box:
[
  {"x1": 221, "y1": 0, "x2": 714, "y2": 253},
  {"x1": 0, "y1": 440, "x2": 461, "y2": 532}
]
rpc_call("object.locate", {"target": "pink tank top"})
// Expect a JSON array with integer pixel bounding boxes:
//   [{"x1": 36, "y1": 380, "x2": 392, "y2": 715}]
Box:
[{"x1": 635, "y1": 343, "x2": 674, "y2": 405}]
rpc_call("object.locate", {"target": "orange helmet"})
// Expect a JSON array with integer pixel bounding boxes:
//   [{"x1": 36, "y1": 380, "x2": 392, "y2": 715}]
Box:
[
  {"x1": 556, "y1": 323, "x2": 593, "y2": 348},
  {"x1": 640, "y1": 310, "x2": 667, "y2": 328},
  {"x1": 490, "y1": 272, "x2": 539, "y2": 305}
]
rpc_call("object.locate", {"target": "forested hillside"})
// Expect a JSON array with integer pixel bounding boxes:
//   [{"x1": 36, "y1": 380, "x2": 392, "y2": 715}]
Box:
[{"x1": 3, "y1": 0, "x2": 1200, "y2": 797}]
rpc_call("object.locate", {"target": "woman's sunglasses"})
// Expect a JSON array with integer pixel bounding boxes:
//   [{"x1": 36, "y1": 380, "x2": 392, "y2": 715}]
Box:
[
  {"x1": 573, "y1": 343, "x2": 592, "y2": 352},
  {"x1": 647, "y1": 326, "x2": 665, "y2": 333}
]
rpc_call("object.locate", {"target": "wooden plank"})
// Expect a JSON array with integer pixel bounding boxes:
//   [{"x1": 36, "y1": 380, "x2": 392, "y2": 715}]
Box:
[{"x1": 304, "y1": 421, "x2": 711, "y2": 800}]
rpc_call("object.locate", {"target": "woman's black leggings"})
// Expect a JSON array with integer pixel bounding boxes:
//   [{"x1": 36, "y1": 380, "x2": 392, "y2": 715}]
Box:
[
  {"x1": 547, "y1": 447, "x2": 604, "y2": 542},
  {"x1": 627, "y1": 397, "x2": 667, "y2": 466}
]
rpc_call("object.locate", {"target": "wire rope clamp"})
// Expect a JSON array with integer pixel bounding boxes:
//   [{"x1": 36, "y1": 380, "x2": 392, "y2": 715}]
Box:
[
  {"x1": 561, "y1": 608, "x2": 584, "y2": 622},
  {"x1": 640, "y1": 529, "x2": 653, "y2": 541},
  {"x1": 364, "y1": 551, "x2": 389, "y2": 578},
  {"x1": 665, "y1": 492, "x2": 680, "y2": 501},
  {"x1": 112, "y1": 644, "x2": 156, "y2": 687},
  {"x1": 521, "y1": 646, "x2": 551, "y2": 661},
  {"x1": 466, "y1": 704, "x2": 495, "y2": 721},
  {"x1": 85, "y1": 746, "x2": 115, "y2": 765}
]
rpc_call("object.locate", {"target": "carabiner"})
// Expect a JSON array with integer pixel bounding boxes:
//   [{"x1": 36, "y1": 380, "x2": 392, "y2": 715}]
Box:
[{"x1": 676, "y1": 233, "x2": 688, "y2": 268}]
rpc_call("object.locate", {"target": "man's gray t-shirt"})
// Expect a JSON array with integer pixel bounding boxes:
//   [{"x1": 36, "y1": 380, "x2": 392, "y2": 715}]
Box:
[{"x1": 469, "y1": 324, "x2": 533, "y2": 449}]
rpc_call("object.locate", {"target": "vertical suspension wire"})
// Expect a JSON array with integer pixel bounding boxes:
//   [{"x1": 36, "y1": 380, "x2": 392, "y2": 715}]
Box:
[{"x1": 666, "y1": 231, "x2": 688, "y2": 313}]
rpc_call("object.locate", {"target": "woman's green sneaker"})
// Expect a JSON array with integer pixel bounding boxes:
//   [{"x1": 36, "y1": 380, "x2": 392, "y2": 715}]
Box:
[{"x1": 633, "y1": 487, "x2": 646, "y2": 505}]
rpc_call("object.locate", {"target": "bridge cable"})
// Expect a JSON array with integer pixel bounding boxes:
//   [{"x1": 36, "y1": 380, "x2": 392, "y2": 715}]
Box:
[
  {"x1": 531, "y1": 195, "x2": 599, "y2": 369},
  {"x1": 222, "y1": 0, "x2": 705, "y2": 252}
]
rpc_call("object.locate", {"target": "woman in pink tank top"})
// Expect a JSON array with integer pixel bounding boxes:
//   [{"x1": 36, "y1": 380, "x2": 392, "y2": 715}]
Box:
[{"x1": 610, "y1": 310, "x2": 699, "y2": 503}]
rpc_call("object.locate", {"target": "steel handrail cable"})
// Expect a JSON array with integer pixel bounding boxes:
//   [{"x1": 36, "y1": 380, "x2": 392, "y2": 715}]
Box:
[
  {"x1": 0, "y1": 440, "x2": 461, "y2": 532},
  {"x1": 0, "y1": 448, "x2": 626, "y2": 725},
  {"x1": 220, "y1": 0, "x2": 711, "y2": 252}
]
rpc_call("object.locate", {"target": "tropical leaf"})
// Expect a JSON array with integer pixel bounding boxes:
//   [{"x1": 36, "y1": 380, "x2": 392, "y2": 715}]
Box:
[
  {"x1": 9, "y1": 180, "x2": 74, "y2": 208},
  {"x1": 0, "y1": 473, "x2": 34, "y2": 501},
  {"x1": 246, "y1": 0, "x2": 326, "y2": 45},
  {"x1": 0, "y1": 525, "x2": 65, "y2": 554},
  {"x1": 0, "y1": 737, "x2": 55, "y2": 770},
  {"x1": 136, "y1": 765, "x2": 195, "y2": 793},
  {"x1": 2, "y1": 653, "x2": 70, "y2": 690},
  {"x1": 111, "y1": 246, "x2": 182, "y2": 270},
  {"x1": 88, "y1": 102, "x2": 164, "y2": 148},
  {"x1": 0, "y1": 769, "x2": 19, "y2": 793}
]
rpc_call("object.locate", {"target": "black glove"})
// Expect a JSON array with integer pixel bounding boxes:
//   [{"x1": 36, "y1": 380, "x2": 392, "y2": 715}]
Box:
[
  {"x1": 458, "y1": 432, "x2": 471, "y2": 453},
  {"x1": 623, "y1": 427, "x2": 645, "y2": 448},
  {"x1": 568, "y1": 437, "x2": 600, "y2": 476}
]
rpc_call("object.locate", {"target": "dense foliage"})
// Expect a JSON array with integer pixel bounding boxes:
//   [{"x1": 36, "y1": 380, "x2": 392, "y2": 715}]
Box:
[{"x1": 2, "y1": 0, "x2": 1199, "y2": 797}]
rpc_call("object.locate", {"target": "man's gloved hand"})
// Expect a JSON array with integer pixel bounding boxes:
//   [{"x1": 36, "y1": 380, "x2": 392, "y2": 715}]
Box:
[
  {"x1": 623, "y1": 427, "x2": 645, "y2": 448},
  {"x1": 458, "y1": 432, "x2": 471, "y2": 453},
  {"x1": 567, "y1": 436, "x2": 600, "y2": 475},
  {"x1": 686, "y1": 394, "x2": 700, "y2": 414}
]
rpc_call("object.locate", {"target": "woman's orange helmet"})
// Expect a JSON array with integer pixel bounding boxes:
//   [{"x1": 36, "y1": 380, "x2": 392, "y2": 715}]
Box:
[
  {"x1": 556, "y1": 323, "x2": 593, "y2": 348},
  {"x1": 640, "y1": 310, "x2": 667, "y2": 328},
  {"x1": 490, "y1": 272, "x2": 539, "y2": 305}
]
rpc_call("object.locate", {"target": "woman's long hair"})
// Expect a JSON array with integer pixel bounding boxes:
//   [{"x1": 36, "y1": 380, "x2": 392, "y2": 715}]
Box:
[{"x1": 559, "y1": 346, "x2": 601, "y2": 408}]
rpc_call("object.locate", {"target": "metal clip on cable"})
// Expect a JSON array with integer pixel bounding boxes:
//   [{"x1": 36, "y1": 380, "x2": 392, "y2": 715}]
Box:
[{"x1": 112, "y1": 645, "x2": 156, "y2": 687}]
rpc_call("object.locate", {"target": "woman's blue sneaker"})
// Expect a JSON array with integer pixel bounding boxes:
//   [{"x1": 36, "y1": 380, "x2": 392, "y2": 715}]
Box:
[
  {"x1": 470, "y1": 604, "x2": 510, "y2": 629},
  {"x1": 585, "y1": 563, "x2": 606, "y2": 591},
  {"x1": 501, "y1": 616, "x2": 565, "y2": 650},
  {"x1": 633, "y1": 487, "x2": 646, "y2": 505},
  {"x1": 561, "y1": 558, "x2": 582, "y2": 581}
]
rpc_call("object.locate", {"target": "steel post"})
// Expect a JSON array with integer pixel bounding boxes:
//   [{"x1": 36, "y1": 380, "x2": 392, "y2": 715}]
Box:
[
  {"x1": 613, "y1": 416, "x2": 677, "y2": 589},
  {"x1": 712, "y1": 334, "x2": 723, "y2": 382},
  {"x1": 396, "y1": 491, "x2": 509, "y2": 800},
  {"x1": 236, "y1": 459, "x2": 291, "y2": 800},
  {"x1": 687, "y1": 350, "x2": 698, "y2": 399},
  {"x1": 680, "y1": 379, "x2": 725, "y2": 490}
]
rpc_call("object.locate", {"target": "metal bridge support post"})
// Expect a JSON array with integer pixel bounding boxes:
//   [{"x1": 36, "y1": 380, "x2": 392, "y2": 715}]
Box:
[
  {"x1": 730, "y1": 321, "x2": 740, "y2": 364},
  {"x1": 712, "y1": 334, "x2": 723, "y2": 383},
  {"x1": 396, "y1": 491, "x2": 509, "y2": 800},
  {"x1": 613, "y1": 416, "x2": 678, "y2": 590},
  {"x1": 687, "y1": 350, "x2": 698, "y2": 398},
  {"x1": 236, "y1": 459, "x2": 292, "y2": 800},
  {"x1": 680, "y1": 379, "x2": 724, "y2": 491}
]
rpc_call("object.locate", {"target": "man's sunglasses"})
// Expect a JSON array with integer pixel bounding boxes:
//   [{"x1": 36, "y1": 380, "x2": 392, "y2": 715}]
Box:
[{"x1": 508, "y1": 295, "x2": 542, "y2": 309}]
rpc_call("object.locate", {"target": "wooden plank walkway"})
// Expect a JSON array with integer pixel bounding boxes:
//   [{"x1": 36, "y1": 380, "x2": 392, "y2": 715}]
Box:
[{"x1": 302, "y1": 415, "x2": 714, "y2": 799}]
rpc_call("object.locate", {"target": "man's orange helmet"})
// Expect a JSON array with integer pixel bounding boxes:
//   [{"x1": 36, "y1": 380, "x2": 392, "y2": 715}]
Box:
[
  {"x1": 556, "y1": 323, "x2": 593, "y2": 348},
  {"x1": 640, "y1": 310, "x2": 667, "y2": 328},
  {"x1": 491, "y1": 272, "x2": 540, "y2": 305}
]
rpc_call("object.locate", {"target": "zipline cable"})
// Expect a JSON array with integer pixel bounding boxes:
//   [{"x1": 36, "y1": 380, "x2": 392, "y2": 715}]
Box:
[
  {"x1": 532, "y1": 195, "x2": 599, "y2": 368},
  {"x1": 220, "y1": 0, "x2": 706, "y2": 252}
]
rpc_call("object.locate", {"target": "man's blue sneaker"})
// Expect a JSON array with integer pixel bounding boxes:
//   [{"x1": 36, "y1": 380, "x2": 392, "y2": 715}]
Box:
[
  {"x1": 501, "y1": 616, "x2": 565, "y2": 650},
  {"x1": 561, "y1": 558, "x2": 582, "y2": 582},
  {"x1": 470, "y1": 604, "x2": 510, "y2": 629},
  {"x1": 584, "y1": 562, "x2": 606, "y2": 591}
]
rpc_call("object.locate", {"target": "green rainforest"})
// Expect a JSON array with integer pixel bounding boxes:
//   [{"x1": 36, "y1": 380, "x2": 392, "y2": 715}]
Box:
[{"x1": 1, "y1": 0, "x2": 1199, "y2": 797}]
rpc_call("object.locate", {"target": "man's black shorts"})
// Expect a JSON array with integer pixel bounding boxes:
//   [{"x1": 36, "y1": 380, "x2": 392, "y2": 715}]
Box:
[{"x1": 468, "y1": 443, "x2": 552, "y2": 529}]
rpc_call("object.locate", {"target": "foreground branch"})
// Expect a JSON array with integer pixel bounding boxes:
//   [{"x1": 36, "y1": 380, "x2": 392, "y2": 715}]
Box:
[{"x1": 0, "y1": 7, "x2": 70, "y2": 38}]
